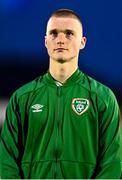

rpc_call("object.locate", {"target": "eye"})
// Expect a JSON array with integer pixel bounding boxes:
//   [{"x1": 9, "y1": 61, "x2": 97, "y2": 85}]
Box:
[
  {"x1": 50, "y1": 30, "x2": 58, "y2": 37},
  {"x1": 65, "y1": 30, "x2": 74, "y2": 38}
]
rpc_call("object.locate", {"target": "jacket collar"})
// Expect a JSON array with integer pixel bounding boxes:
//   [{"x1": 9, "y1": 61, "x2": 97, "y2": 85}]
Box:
[{"x1": 43, "y1": 68, "x2": 84, "y2": 87}]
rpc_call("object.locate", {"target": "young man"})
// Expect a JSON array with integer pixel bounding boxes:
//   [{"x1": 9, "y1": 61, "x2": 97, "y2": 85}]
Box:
[{"x1": 0, "y1": 9, "x2": 121, "y2": 179}]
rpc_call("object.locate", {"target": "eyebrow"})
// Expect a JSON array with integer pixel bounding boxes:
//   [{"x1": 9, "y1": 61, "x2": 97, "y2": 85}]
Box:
[{"x1": 48, "y1": 29, "x2": 75, "y2": 34}]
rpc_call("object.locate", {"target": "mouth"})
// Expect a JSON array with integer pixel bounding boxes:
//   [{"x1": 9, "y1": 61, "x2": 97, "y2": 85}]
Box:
[{"x1": 54, "y1": 48, "x2": 68, "y2": 52}]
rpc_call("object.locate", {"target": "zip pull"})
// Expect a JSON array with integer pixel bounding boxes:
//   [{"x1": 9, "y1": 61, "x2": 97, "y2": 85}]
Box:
[
  {"x1": 55, "y1": 81, "x2": 62, "y2": 96},
  {"x1": 55, "y1": 81, "x2": 63, "y2": 87}
]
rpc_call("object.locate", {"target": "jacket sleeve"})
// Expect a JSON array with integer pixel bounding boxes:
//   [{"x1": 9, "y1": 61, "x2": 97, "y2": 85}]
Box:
[
  {"x1": 121, "y1": 125, "x2": 122, "y2": 178},
  {"x1": 0, "y1": 93, "x2": 23, "y2": 179},
  {"x1": 93, "y1": 89, "x2": 122, "y2": 179}
]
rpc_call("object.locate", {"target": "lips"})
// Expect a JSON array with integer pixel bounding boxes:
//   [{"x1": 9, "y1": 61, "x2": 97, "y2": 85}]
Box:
[{"x1": 54, "y1": 48, "x2": 68, "y2": 51}]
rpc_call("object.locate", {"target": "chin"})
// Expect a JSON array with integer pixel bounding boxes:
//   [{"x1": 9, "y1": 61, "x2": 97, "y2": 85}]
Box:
[{"x1": 56, "y1": 58, "x2": 67, "y2": 64}]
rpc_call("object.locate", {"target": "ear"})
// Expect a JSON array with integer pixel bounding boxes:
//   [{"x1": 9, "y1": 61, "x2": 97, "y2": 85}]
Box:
[
  {"x1": 45, "y1": 36, "x2": 48, "y2": 48},
  {"x1": 80, "y1": 36, "x2": 87, "y2": 50}
]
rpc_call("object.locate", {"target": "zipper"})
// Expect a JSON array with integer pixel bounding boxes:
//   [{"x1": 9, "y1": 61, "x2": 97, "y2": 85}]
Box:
[{"x1": 54, "y1": 85, "x2": 61, "y2": 179}]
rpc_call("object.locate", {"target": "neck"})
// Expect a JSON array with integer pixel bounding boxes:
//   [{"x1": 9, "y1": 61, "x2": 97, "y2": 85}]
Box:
[{"x1": 49, "y1": 59, "x2": 78, "y2": 83}]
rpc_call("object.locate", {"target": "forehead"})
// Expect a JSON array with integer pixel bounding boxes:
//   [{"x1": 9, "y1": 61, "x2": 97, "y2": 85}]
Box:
[{"x1": 46, "y1": 17, "x2": 82, "y2": 32}]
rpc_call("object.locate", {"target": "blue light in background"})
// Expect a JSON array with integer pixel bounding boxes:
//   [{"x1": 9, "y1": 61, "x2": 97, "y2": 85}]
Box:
[
  {"x1": 0, "y1": 0, "x2": 32, "y2": 14},
  {"x1": 0, "y1": 0, "x2": 122, "y2": 91}
]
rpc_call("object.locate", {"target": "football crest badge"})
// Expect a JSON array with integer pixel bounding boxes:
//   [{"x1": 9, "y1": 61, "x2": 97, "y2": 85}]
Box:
[{"x1": 72, "y1": 98, "x2": 90, "y2": 115}]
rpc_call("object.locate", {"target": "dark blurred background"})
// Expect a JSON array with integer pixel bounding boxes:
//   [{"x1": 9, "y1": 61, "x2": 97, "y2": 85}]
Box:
[{"x1": 0, "y1": 0, "x2": 122, "y2": 129}]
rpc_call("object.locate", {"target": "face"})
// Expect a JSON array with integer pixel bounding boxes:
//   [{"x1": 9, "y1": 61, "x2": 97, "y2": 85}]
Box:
[{"x1": 45, "y1": 17, "x2": 86, "y2": 63}]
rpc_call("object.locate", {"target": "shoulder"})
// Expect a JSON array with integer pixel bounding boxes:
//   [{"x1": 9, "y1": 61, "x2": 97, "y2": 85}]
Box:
[
  {"x1": 17, "y1": 76, "x2": 43, "y2": 95},
  {"x1": 81, "y1": 73, "x2": 118, "y2": 107},
  {"x1": 9, "y1": 75, "x2": 45, "y2": 104}
]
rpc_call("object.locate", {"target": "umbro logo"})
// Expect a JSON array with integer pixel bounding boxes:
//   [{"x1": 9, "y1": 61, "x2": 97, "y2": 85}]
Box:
[{"x1": 31, "y1": 104, "x2": 44, "y2": 112}]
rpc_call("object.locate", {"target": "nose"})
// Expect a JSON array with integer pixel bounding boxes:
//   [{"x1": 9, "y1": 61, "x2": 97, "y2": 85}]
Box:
[{"x1": 57, "y1": 32, "x2": 65, "y2": 45}]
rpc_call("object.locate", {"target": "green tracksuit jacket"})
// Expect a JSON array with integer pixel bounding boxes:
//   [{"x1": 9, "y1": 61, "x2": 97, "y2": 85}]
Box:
[{"x1": 0, "y1": 68, "x2": 121, "y2": 179}]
